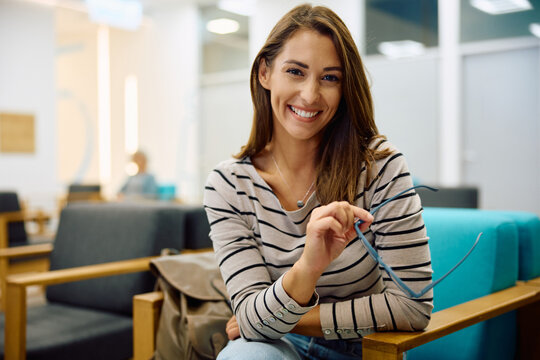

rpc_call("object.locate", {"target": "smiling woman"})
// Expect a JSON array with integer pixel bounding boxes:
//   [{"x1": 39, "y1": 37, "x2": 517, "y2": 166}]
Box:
[{"x1": 203, "y1": 4, "x2": 434, "y2": 360}]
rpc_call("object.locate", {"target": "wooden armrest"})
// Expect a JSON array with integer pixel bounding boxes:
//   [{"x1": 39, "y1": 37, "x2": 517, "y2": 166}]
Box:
[
  {"x1": 0, "y1": 243, "x2": 53, "y2": 259},
  {"x1": 6, "y1": 256, "x2": 156, "y2": 287},
  {"x1": 0, "y1": 211, "x2": 26, "y2": 223},
  {"x1": 134, "y1": 291, "x2": 165, "y2": 305},
  {"x1": 133, "y1": 291, "x2": 164, "y2": 360},
  {"x1": 362, "y1": 285, "x2": 540, "y2": 359},
  {"x1": 525, "y1": 277, "x2": 540, "y2": 287}
]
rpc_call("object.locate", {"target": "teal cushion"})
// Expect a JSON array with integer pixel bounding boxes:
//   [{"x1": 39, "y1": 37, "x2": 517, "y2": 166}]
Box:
[
  {"x1": 485, "y1": 211, "x2": 540, "y2": 281},
  {"x1": 409, "y1": 208, "x2": 519, "y2": 360}
]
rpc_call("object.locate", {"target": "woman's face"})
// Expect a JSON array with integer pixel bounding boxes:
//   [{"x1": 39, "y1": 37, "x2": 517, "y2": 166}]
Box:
[{"x1": 259, "y1": 29, "x2": 343, "y2": 143}]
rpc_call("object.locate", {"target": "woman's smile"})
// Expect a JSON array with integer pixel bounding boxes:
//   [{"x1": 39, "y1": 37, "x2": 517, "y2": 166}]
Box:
[{"x1": 288, "y1": 105, "x2": 321, "y2": 121}]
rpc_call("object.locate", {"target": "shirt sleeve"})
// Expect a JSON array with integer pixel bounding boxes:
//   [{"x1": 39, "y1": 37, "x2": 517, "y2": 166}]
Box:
[
  {"x1": 204, "y1": 165, "x2": 318, "y2": 340},
  {"x1": 319, "y1": 147, "x2": 434, "y2": 339}
]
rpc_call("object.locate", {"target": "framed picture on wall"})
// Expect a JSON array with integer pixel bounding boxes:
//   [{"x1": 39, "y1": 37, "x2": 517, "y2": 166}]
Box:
[{"x1": 0, "y1": 112, "x2": 35, "y2": 153}]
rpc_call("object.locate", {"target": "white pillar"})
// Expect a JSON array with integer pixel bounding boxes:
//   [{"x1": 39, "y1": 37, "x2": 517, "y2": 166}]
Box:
[{"x1": 438, "y1": 0, "x2": 461, "y2": 186}]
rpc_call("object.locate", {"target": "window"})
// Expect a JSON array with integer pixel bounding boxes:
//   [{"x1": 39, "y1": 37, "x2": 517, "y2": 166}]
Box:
[
  {"x1": 365, "y1": 0, "x2": 438, "y2": 56},
  {"x1": 200, "y1": 5, "x2": 249, "y2": 74}
]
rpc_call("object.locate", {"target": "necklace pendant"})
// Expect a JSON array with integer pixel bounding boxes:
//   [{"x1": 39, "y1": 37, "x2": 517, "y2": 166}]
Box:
[{"x1": 297, "y1": 200, "x2": 304, "y2": 208}]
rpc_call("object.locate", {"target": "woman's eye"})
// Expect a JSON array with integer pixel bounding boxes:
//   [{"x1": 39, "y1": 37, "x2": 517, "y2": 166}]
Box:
[
  {"x1": 322, "y1": 74, "x2": 340, "y2": 82},
  {"x1": 286, "y1": 68, "x2": 303, "y2": 76}
]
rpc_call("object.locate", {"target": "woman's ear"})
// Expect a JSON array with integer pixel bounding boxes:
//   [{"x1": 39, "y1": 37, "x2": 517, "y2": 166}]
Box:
[{"x1": 258, "y1": 59, "x2": 271, "y2": 90}]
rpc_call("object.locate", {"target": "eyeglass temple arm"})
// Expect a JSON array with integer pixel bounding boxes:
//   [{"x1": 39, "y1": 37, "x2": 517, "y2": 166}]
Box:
[
  {"x1": 383, "y1": 232, "x2": 482, "y2": 298},
  {"x1": 354, "y1": 221, "x2": 482, "y2": 298},
  {"x1": 370, "y1": 184, "x2": 438, "y2": 217},
  {"x1": 355, "y1": 184, "x2": 481, "y2": 298},
  {"x1": 411, "y1": 232, "x2": 482, "y2": 297}
]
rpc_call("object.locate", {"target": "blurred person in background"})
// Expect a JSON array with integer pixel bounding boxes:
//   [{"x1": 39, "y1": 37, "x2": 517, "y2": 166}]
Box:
[{"x1": 118, "y1": 150, "x2": 158, "y2": 200}]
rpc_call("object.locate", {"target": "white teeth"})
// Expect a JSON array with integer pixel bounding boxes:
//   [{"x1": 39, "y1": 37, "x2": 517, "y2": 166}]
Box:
[{"x1": 290, "y1": 106, "x2": 319, "y2": 118}]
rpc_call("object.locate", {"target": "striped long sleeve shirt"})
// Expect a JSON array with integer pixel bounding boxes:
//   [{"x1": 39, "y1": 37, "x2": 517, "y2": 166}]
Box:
[{"x1": 203, "y1": 141, "x2": 433, "y2": 341}]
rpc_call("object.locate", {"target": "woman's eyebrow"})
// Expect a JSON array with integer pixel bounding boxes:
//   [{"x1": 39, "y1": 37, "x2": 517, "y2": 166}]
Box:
[
  {"x1": 323, "y1": 66, "x2": 343, "y2": 72},
  {"x1": 283, "y1": 60, "x2": 342, "y2": 72},
  {"x1": 284, "y1": 60, "x2": 309, "y2": 68}
]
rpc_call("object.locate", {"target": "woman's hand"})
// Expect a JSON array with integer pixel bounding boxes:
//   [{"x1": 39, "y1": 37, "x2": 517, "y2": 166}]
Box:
[
  {"x1": 225, "y1": 315, "x2": 240, "y2": 340},
  {"x1": 283, "y1": 202, "x2": 372, "y2": 306},
  {"x1": 300, "y1": 202, "x2": 373, "y2": 276}
]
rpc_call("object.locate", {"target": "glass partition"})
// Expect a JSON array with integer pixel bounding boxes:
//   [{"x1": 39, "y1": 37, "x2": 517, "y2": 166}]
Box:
[
  {"x1": 461, "y1": 0, "x2": 540, "y2": 42},
  {"x1": 365, "y1": 0, "x2": 438, "y2": 56},
  {"x1": 200, "y1": 5, "x2": 249, "y2": 74}
]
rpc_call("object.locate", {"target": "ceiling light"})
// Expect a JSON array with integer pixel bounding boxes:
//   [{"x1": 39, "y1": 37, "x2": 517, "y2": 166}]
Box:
[
  {"x1": 470, "y1": 0, "x2": 533, "y2": 15},
  {"x1": 530, "y1": 23, "x2": 540, "y2": 37},
  {"x1": 206, "y1": 18, "x2": 240, "y2": 34},
  {"x1": 86, "y1": 0, "x2": 143, "y2": 30},
  {"x1": 377, "y1": 40, "x2": 426, "y2": 59},
  {"x1": 217, "y1": 0, "x2": 255, "y2": 17}
]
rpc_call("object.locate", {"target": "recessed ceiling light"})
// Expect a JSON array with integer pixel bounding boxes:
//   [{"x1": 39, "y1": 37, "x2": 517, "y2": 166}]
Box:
[
  {"x1": 529, "y1": 23, "x2": 540, "y2": 37},
  {"x1": 206, "y1": 18, "x2": 240, "y2": 35},
  {"x1": 217, "y1": 0, "x2": 255, "y2": 17},
  {"x1": 86, "y1": 0, "x2": 143, "y2": 30},
  {"x1": 377, "y1": 40, "x2": 426, "y2": 59},
  {"x1": 470, "y1": 0, "x2": 533, "y2": 15}
]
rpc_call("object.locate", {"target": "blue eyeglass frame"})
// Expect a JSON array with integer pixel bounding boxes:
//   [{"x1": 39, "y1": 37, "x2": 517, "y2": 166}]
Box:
[{"x1": 354, "y1": 185, "x2": 481, "y2": 298}]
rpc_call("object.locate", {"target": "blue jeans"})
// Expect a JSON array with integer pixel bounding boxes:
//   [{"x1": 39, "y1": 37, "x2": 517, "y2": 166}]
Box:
[{"x1": 217, "y1": 334, "x2": 363, "y2": 360}]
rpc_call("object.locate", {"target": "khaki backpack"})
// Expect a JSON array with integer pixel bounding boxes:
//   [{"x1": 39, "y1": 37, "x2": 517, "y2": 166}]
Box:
[{"x1": 150, "y1": 252, "x2": 232, "y2": 360}]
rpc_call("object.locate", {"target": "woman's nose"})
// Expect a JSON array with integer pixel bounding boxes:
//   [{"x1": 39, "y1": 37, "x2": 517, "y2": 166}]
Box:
[{"x1": 300, "y1": 78, "x2": 320, "y2": 104}]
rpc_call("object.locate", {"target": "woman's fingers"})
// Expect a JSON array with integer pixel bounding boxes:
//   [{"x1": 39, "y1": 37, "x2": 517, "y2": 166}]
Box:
[
  {"x1": 226, "y1": 315, "x2": 240, "y2": 340},
  {"x1": 351, "y1": 206, "x2": 374, "y2": 233},
  {"x1": 308, "y1": 216, "x2": 347, "y2": 238},
  {"x1": 311, "y1": 201, "x2": 372, "y2": 235}
]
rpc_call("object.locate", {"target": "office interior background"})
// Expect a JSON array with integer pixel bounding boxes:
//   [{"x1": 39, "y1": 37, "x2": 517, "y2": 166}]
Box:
[{"x1": 0, "y1": 0, "x2": 539, "y2": 217}]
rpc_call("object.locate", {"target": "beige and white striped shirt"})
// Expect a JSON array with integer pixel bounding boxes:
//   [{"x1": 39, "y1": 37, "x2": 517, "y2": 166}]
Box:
[{"x1": 204, "y1": 141, "x2": 433, "y2": 341}]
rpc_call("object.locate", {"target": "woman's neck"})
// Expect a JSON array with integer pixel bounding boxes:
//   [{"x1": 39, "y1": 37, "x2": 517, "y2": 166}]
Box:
[{"x1": 253, "y1": 139, "x2": 316, "y2": 211}]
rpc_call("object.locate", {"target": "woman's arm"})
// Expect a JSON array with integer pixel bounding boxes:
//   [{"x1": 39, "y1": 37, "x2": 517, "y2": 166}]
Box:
[
  {"x1": 204, "y1": 162, "x2": 320, "y2": 341},
  {"x1": 292, "y1": 306, "x2": 323, "y2": 337},
  {"x1": 317, "y1": 147, "x2": 434, "y2": 340}
]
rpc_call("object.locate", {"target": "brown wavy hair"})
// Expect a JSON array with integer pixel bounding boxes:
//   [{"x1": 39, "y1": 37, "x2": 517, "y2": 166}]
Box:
[{"x1": 235, "y1": 4, "x2": 390, "y2": 204}]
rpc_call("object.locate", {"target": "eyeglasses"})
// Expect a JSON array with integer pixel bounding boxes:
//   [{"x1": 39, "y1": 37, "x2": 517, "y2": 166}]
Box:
[{"x1": 354, "y1": 185, "x2": 481, "y2": 298}]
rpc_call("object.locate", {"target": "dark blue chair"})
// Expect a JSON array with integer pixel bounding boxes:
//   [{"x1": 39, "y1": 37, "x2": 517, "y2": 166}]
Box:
[{"x1": 0, "y1": 202, "x2": 199, "y2": 360}]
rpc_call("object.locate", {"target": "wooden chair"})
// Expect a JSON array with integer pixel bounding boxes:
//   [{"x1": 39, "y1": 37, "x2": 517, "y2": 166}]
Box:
[
  {"x1": 6, "y1": 256, "x2": 155, "y2": 360},
  {"x1": 1, "y1": 202, "x2": 194, "y2": 360},
  {"x1": 0, "y1": 192, "x2": 53, "y2": 310}
]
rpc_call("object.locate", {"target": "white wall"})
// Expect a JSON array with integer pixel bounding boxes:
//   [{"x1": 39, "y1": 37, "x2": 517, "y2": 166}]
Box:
[
  {"x1": 463, "y1": 44, "x2": 540, "y2": 214},
  {"x1": 366, "y1": 54, "x2": 439, "y2": 184},
  {"x1": 0, "y1": 0, "x2": 57, "y2": 211},
  {"x1": 199, "y1": 71, "x2": 252, "y2": 190}
]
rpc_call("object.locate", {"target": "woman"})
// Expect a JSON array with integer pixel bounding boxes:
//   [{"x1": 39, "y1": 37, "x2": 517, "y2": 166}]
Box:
[{"x1": 204, "y1": 4, "x2": 433, "y2": 359}]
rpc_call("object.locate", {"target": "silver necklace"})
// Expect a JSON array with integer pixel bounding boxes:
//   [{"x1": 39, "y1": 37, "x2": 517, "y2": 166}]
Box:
[{"x1": 271, "y1": 154, "x2": 315, "y2": 208}]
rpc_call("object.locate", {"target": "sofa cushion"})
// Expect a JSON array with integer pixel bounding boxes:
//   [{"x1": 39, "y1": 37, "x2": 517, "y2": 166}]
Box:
[
  {"x1": 183, "y1": 205, "x2": 212, "y2": 250},
  {"x1": 0, "y1": 303, "x2": 132, "y2": 360},
  {"x1": 486, "y1": 211, "x2": 540, "y2": 281}
]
